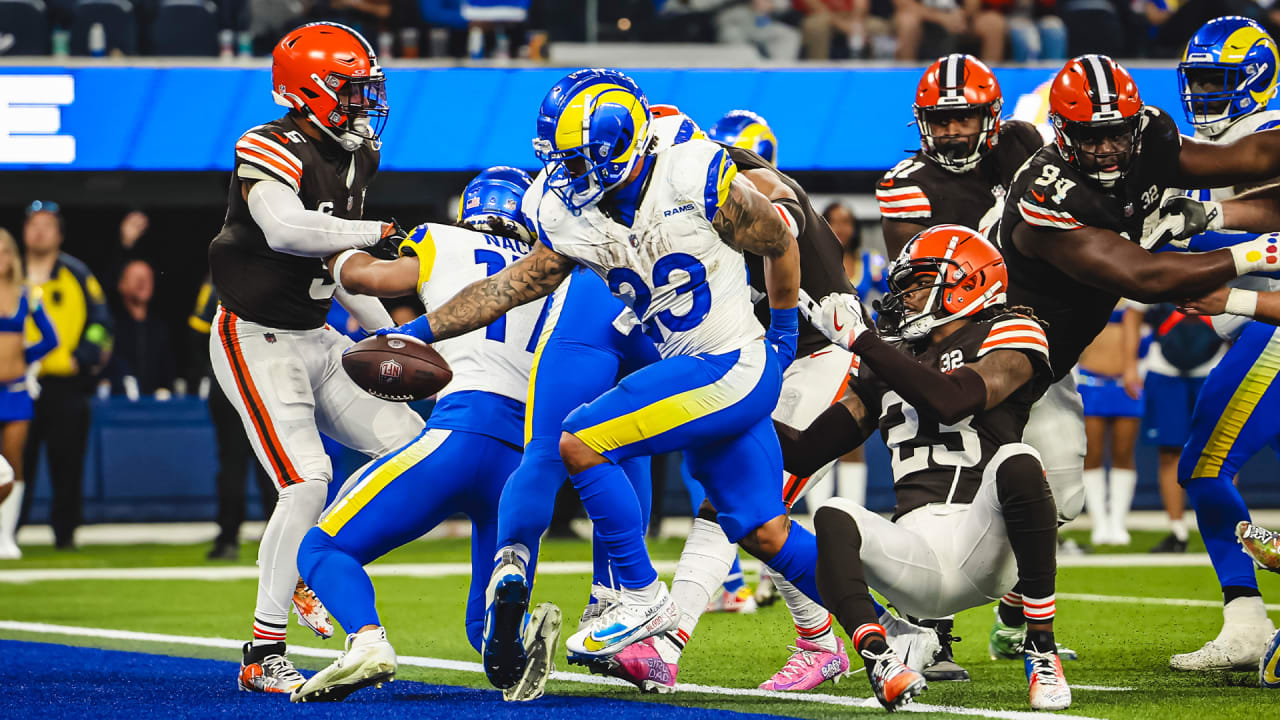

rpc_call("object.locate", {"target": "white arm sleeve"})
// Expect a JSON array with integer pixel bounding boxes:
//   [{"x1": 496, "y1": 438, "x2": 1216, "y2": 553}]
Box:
[
  {"x1": 334, "y1": 286, "x2": 394, "y2": 332},
  {"x1": 247, "y1": 180, "x2": 385, "y2": 257}
]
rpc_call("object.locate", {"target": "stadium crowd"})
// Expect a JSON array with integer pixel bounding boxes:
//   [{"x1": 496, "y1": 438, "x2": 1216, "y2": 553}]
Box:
[{"x1": 5, "y1": 0, "x2": 1280, "y2": 61}]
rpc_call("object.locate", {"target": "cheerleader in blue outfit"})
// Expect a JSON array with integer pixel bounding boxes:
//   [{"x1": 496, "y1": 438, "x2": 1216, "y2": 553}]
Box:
[{"x1": 0, "y1": 228, "x2": 58, "y2": 559}]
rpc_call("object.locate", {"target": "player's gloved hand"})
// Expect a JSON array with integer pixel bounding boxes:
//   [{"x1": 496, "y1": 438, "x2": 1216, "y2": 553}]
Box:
[
  {"x1": 1145, "y1": 196, "x2": 1223, "y2": 250},
  {"x1": 368, "y1": 218, "x2": 409, "y2": 260},
  {"x1": 375, "y1": 313, "x2": 435, "y2": 344},
  {"x1": 799, "y1": 290, "x2": 867, "y2": 352},
  {"x1": 1227, "y1": 232, "x2": 1280, "y2": 276},
  {"x1": 766, "y1": 306, "x2": 799, "y2": 370}
]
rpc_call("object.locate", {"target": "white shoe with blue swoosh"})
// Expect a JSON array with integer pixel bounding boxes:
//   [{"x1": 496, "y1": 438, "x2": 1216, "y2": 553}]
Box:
[{"x1": 566, "y1": 581, "x2": 679, "y2": 658}]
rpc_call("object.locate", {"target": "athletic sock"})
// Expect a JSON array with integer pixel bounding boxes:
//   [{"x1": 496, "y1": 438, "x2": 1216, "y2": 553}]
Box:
[
  {"x1": 1170, "y1": 518, "x2": 1189, "y2": 542},
  {"x1": 670, "y1": 517, "x2": 735, "y2": 646},
  {"x1": 814, "y1": 506, "x2": 881, "y2": 644},
  {"x1": 999, "y1": 592, "x2": 1026, "y2": 627},
  {"x1": 572, "y1": 461, "x2": 655, "y2": 589},
  {"x1": 494, "y1": 437, "x2": 562, "y2": 582},
  {"x1": 1025, "y1": 628, "x2": 1057, "y2": 655},
  {"x1": 765, "y1": 522, "x2": 821, "y2": 603},
  {"x1": 1108, "y1": 468, "x2": 1137, "y2": 538},
  {"x1": 253, "y1": 480, "x2": 327, "y2": 643},
  {"x1": 773, "y1": 570, "x2": 839, "y2": 652},
  {"x1": 1081, "y1": 467, "x2": 1107, "y2": 539},
  {"x1": 723, "y1": 556, "x2": 746, "y2": 593},
  {"x1": 1185, "y1": 475, "x2": 1258, "y2": 592},
  {"x1": 852, "y1": 623, "x2": 889, "y2": 671},
  {"x1": 0, "y1": 481, "x2": 23, "y2": 550},
  {"x1": 995, "y1": 452, "x2": 1058, "y2": 601},
  {"x1": 1021, "y1": 593, "x2": 1056, "y2": 625}
]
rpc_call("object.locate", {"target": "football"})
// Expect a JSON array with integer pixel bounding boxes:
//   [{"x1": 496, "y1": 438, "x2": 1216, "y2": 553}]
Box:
[{"x1": 342, "y1": 333, "x2": 453, "y2": 402}]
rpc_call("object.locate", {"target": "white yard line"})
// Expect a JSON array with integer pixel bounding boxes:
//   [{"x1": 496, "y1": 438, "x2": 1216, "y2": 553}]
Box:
[{"x1": 0, "y1": 620, "x2": 1109, "y2": 720}]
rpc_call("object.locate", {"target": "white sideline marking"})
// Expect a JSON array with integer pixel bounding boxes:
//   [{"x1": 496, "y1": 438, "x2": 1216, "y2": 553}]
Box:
[
  {"x1": 1058, "y1": 592, "x2": 1280, "y2": 611},
  {"x1": 0, "y1": 620, "x2": 1109, "y2": 720}
]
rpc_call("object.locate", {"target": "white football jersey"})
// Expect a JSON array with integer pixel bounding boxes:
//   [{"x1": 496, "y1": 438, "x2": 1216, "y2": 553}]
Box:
[
  {"x1": 530, "y1": 138, "x2": 764, "y2": 359},
  {"x1": 402, "y1": 223, "x2": 544, "y2": 403}
]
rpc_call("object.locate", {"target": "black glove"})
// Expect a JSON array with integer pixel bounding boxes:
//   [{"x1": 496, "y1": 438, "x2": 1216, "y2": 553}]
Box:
[
  {"x1": 368, "y1": 218, "x2": 408, "y2": 260},
  {"x1": 1145, "y1": 196, "x2": 1222, "y2": 250}
]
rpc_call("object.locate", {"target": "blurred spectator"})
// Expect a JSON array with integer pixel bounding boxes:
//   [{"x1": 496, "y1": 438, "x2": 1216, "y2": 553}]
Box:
[
  {"x1": 311, "y1": 0, "x2": 390, "y2": 38},
  {"x1": 109, "y1": 259, "x2": 175, "y2": 398},
  {"x1": 1061, "y1": 0, "x2": 1126, "y2": 56},
  {"x1": 795, "y1": 0, "x2": 861, "y2": 59},
  {"x1": 0, "y1": 0, "x2": 52, "y2": 55},
  {"x1": 683, "y1": 0, "x2": 801, "y2": 60},
  {"x1": 964, "y1": 0, "x2": 1008, "y2": 60},
  {"x1": 19, "y1": 201, "x2": 113, "y2": 551},
  {"x1": 70, "y1": 0, "x2": 139, "y2": 55},
  {"x1": 0, "y1": 227, "x2": 57, "y2": 560},
  {"x1": 187, "y1": 278, "x2": 274, "y2": 561},
  {"x1": 146, "y1": 0, "x2": 220, "y2": 55},
  {"x1": 1151, "y1": 0, "x2": 1280, "y2": 56},
  {"x1": 247, "y1": 0, "x2": 308, "y2": 54},
  {"x1": 1006, "y1": 0, "x2": 1065, "y2": 60},
  {"x1": 893, "y1": 0, "x2": 965, "y2": 60}
]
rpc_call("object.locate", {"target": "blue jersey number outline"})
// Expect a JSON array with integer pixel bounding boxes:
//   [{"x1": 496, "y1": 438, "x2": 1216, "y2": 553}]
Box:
[
  {"x1": 473, "y1": 247, "x2": 551, "y2": 352},
  {"x1": 606, "y1": 252, "x2": 712, "y2": 344}
]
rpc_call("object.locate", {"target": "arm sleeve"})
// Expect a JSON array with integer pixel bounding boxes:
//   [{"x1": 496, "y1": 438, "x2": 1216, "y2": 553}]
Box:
[
  {"x1": 24, "y1": 295, "x2": 58, "y2": 365},
  {"x1": 774, "y1": 402, "x2": 870, "y2": 479},
  {"x1": 247, "y1": 181, "x2": 386, "y2": 258},
  {"x1": 850, "y1": 333, "x2": 988, "y2": 425},
  {"x1": 72, "y1": 270, "x2": 113, "y2": 373},
  {"x1": 334, "y1": 287, "x2": 394, "y2": 332}
]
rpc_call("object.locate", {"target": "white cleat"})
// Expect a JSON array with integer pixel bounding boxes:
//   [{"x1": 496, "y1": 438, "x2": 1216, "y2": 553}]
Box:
[
  {"x1": 291, "y1": 627, "x2": 396, "y2": 702},
  {"x1": 503, "y1": 602, "x2": 563, "y2": 702},
  {"x1": 1171, "y1": 597, "x2": 1276, "y2": 671},
  {"x1": 1026, "y1": 648, "x2": 1072, "y2": 711},
  {"x1": 880, "y1": 611, "x2": 942, "y2": 673},
  {"x1": 293, "y1": 578, "x2": 335, "y2": 639},
  {"x1": 566, "y1": 582, "x2": 679, "y2": 657}
]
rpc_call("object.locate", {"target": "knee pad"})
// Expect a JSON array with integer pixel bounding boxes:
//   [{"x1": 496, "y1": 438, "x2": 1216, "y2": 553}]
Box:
[{"x1": 993, "y1": 452, "x2": 1052, "y2": 505}]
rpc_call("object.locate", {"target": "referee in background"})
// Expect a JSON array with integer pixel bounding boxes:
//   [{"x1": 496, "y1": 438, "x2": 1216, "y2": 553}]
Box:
[{"x1": 19, "y1": 201, "x2": 112, "y2": 551}]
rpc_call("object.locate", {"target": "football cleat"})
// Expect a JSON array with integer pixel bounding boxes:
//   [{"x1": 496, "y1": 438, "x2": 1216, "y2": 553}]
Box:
[
  {"x1": 1261, "y1": 629, "x2": 1280, "y2": 688},
  {"x1": 988, "y1": 608, "x2": 1078, "y2": 661},
  {"x1": 707, "y1": 586, "x2": 758, "y2": 614},
  {"x1": 503, "y1": 602, "x2": 562, "y2": 702},
  {"x1": 758, "y1": 637, "x2": 850, "y2": 692},
  {"x1": 1025, "y1": 648, "x2": 1071, "y2": 711},
  {"x1": 1172, "y1": 597, "x2": 1276, "y2": 671},
  {"x1": 601, "y1": 636, "x2": 680, "y2": 693},
  {"x1": 566, "y1": 582, "x2": 679, "y2": 657},
  {"x1": 239, "y1": 641, "x2": 306, "y2": 694},
  {"x1": 1150, "y1": 532, "x2": 1189, "y2": 554},
  {"x1": 862, "y1": 645, "x2": 927, "y2": 711},
  {"x1": 1238, "y1": 521, "x2": 1280, "y2": 574},
  {"x1": 754, "y1": 572, "x2": 779, "y2": 607},
  {"x1": 291, "y1": 627, "x2": 396, "y2": 703},
  {"x1": 881, "y1": 612, "x2": 941, "y2": 673},
  {"x1": 483, "y1": 549, "x2": 531, "y2": 689},
  {"x1": 916, "y1": 618, "x2": 967, "y2": 682},
  {"x1": 293, "y1": 578, "x2": 334, "y2": 639}
]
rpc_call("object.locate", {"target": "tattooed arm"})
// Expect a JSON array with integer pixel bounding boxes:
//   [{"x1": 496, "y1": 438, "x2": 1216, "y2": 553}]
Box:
[
  {"x1": 712, "y1": 173, "x2": 800, "y2": 309},
  {"x1": 418, "y1": 241, "x2": 575, "y2": 342}
]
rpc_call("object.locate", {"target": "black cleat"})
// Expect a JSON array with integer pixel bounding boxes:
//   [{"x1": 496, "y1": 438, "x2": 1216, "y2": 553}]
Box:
[
  {"x1": 1149, "y1": 532, "x2": 1188, "y2": 553},
  {"x1": 919, "y1": 618, "x2": 970, "y2": 682}
]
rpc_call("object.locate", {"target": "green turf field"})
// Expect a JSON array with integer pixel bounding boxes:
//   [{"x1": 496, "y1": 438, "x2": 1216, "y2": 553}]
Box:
[{"x1": 1, "y1": 530, "x2": 1277, "y2": 719}]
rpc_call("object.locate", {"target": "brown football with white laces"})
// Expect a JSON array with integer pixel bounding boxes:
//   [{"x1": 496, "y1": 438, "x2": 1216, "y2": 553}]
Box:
[{"x1": 342, "y1": 333, "x2": 452, "y2": 402}]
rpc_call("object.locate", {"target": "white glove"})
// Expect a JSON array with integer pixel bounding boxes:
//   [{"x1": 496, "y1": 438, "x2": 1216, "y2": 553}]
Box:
[
  {"x1": 1228, "y1": 232, "x2": 1280, "y2": 275},
  {"x1": 799, "y1": 289, "x2": 868, "y2": 352}
]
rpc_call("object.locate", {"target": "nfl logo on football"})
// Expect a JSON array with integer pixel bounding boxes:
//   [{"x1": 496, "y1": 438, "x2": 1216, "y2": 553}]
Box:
[{"x1": 378, "y1": 359, "x2": 403, "y2": 384}]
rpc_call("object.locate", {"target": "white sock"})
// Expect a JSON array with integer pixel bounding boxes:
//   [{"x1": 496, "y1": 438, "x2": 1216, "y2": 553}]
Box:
[
  {"x1": 771, "y1": 569, "x2": 837, "y2": 652},
  {"x1": 670, "y1": 518, "x2": 736, "y2": 654},
  {"x1": 1108, "y1": 468, "x2": 1137, "y2": 537},
  {"x1": 253, "y1": 480, "x2": 328, "y2": 644},
  {"x1": 837, "y1": 461, "x2": 867, "y2": 508},
  {"x1": 1082, "y1": 468, "x2": 1107, "y2": 538},
  {"x1": 1170, "y1": 518, "x2": 1189, "y2": 542},
  {"x1": 0, "y1": 480, "x2": 22, "y2": 553},
  {"x1": 1221, "y1": 596, "x2": 1273, "y2": 638}
]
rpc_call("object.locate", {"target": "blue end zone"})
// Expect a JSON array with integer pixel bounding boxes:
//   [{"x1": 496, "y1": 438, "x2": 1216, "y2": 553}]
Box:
[{"x1": 1, "y1": 640, "x2": 782, "y2": 720}]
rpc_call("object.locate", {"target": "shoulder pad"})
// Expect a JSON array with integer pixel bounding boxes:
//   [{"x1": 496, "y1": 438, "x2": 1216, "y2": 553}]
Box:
[
  {"x1": 876, "y1": 156, "x2": 932, "y2": 220},
  {"x1": 976, "y1": 314, "x2": 1050, "y2": 365},
  {"x1": 1015, "y1": 152, "x2": 1086, "y2": 231},
  {"x1": 235, "y1": 129, "x2": 304, "y2": 193}
]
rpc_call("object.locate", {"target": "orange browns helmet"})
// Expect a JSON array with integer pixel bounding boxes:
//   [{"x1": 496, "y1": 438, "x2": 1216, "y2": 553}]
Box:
[
  {"x1": 272, "y1": 22, "x2": 388, "y2": 152},
  {"x1": 913, "y1": 54, "x2": 1003, "y2": 173},
  {"x1": 879, "y1": 224, "x2": 1007, "y2": 341},
  {"x1": 1048, "y1": 55, "x2": 1143, "y2": 187}
]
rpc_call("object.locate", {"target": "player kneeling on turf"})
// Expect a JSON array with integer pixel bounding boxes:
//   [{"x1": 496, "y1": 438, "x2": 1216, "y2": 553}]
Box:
[{"x1": 784, "y1": 225, "x2": 1070, "y2": 712}]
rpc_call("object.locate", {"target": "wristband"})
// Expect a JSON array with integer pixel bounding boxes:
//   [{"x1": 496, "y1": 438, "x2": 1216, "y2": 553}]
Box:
[
  {"x1": 1225, "y1": 288, "x2": 1260, "y2": 318},
  {"x1": 330, "y1": 249, "x2": 361, "y2": 292},
  {"x1": 1204, "y1": 201, "x2": 1225, "y2": 232},
  {"x1": 1229, "y1": 234, "x2": 1280, "y2": 275},
  {"x1": 399, "y1": 314, "x2": 435, "y2": 344},
  {"x1": 770, "y1": 306, "x2": 799, "y2": 333},
  {"x1": 772, "y1": 203, "x2": 800, "y2": 240}
]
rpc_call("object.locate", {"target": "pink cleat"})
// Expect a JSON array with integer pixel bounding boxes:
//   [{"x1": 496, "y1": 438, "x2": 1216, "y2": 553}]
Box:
[
  {"x1": 759, "y1": 637, "x2": 851, "y2": 692},
  {"x1": 608, "y1": 638, "x2": 678, "y2": 693}
]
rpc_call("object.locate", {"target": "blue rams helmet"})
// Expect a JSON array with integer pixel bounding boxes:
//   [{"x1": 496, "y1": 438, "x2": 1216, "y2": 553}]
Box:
[
  {"x1": 458, "y1": 166, "x2": 535, "y2": 243},
  {"x1": 707, "y1": 110, "x2": 778, "y2": 166},
  {"x1": 533, "y1": 68, "x2": 653, "y2": 214},
  {"x1": 1179, "y1": 16, "x2": 1279, "y2": 137}
]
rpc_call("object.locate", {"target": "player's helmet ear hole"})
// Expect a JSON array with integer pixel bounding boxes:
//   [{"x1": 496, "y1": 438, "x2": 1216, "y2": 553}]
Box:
[{"x1": 300, "y1": 87, "x2": 320, "y2": 100}]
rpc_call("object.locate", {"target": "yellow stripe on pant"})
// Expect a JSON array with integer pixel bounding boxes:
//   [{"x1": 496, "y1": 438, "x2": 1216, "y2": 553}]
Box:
[
  {"x1": 524, "y1": 278, "x2": 568, "y2": 445},
  {"x1": 1193, "y1": 329, "x2": 1280, "y2": 478},
  {"x1": 319, "y1": 429, "x2": 451, "y2": 536},
  {"x1": 574, "y1": 343, "x2": 765, "y2": 455}
]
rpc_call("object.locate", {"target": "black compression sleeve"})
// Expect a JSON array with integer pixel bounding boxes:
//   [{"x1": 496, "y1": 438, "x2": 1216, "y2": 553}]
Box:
[
  {"x1": 772, "y1": 197, "x2": 807, "y2": 237},
  {"x1": 851, "y1": 333, "x2": 987, "y2": 425},
  {"x1": 774, "y1": 402, "x2": 867, "y2": 478}
]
